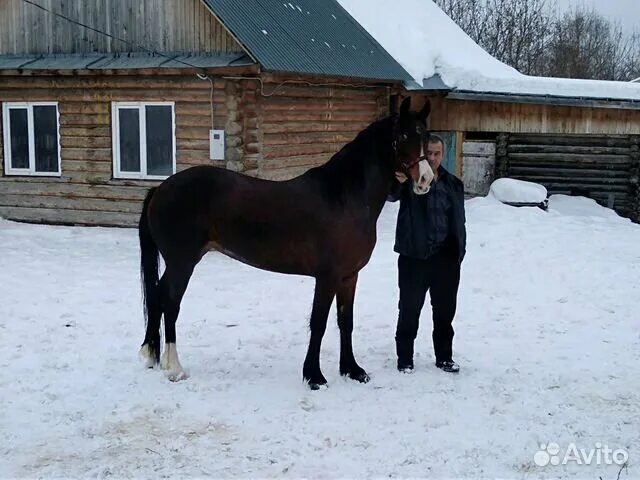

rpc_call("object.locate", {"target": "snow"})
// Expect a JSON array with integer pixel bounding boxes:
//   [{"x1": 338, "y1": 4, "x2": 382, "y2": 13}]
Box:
[
  {"x1": 1, "y1": 199, "x2": 640, "y2": 478},
  {"x1": 337, "y1": 0, "x2": 640, "y2": 101},
  {"x1": 548, "y1": 194, "x2": 630, "y2": 221},
  {"x1": 490, "y1": 177, "x2": 548, "y2": 204}
]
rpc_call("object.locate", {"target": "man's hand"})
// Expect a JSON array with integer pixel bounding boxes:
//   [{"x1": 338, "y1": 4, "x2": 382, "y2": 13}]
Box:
[{"x1": 395, "y1": 171, "x2": 408, "y2": 184}]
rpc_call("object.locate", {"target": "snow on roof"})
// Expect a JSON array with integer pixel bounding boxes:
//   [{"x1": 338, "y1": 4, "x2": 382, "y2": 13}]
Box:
[{"x1": 337, "y1": 0, "x2": 640, "y2": 102}]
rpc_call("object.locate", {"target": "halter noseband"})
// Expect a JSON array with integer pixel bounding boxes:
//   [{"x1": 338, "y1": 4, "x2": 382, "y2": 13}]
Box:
[{"x1": 403, "y1": 155, "x2": 426, "y2": 170}]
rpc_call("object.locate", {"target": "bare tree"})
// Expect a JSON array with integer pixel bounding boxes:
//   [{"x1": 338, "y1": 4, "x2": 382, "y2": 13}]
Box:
[
  {"x1": 547, "y1": 7, "x2": 634, "y2": 80},
  {"x1": 435, "y1": 0, "x2": 488, "y2": 43},
  {"x1": 434, "y1": 0, "x2": 555, "y2": 76},
  {"x1": 434, "y1": 0, "x2": 639, "y2": 81},
  {"x1": 612, "y1": 30, "x2": 640, "y2": 81},
  {"x1": 482, "y1": 0, "x2": 554, "y2": 75}
]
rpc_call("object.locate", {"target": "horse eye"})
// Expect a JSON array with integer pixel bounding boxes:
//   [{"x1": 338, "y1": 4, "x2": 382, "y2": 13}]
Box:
[{"x1": 401, "y1": 133, "x2": 408, "y2": 141}]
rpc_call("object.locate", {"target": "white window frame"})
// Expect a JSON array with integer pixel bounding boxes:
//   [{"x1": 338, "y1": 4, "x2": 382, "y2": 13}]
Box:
[
  {"x1": 112, "y1": 101, "x2": 176, "y2": 180},
  {"x1": 2, "y1": 102, "x2": 61, "y2": 177}
]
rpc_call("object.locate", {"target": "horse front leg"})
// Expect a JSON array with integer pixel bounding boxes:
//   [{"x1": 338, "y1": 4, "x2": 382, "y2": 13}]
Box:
[
  {"x1": 303, "y1": 278, "x2": 336, "y2": 390},
  {"x1": 337, "y1": 274, "x2": 370, "y2": 383}
]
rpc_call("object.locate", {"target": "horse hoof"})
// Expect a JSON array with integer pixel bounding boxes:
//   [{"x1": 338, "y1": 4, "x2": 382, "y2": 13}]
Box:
[
  {"x1": 167, "y1": 370, "x2": 189, "y2": 382},
  {"x1": 304, "y1": 373, "x2": 328, "y2": 390},
  {"x1": 341, "y1": 366, "x2": 370, "y2": 384},
  {"x1": 343, "y1": 371, "x2": 370, "y2": 384},
  {"x1": 308, "y1": 381, "x2": 328, "y2": 391},
  {"x1": 139, "y1": 345, "x2": 157, "y2": 369}
]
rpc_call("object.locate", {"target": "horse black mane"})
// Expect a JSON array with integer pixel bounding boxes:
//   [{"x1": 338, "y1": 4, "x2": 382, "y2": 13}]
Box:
[{"x1": 305, "y1": 116, "x2": 395, "y2": 205}]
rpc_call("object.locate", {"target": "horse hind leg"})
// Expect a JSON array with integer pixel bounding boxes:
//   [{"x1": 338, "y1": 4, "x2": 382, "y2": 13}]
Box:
[
  {"x1": 160, "y1": 263, "x2": 195, "y2": 382},
  {"x1": 140, "y1": 342, "x2": 159, "y2": 369},
  {"x1": 139, "y1": 276, "x2": 164, "y2": 368}
]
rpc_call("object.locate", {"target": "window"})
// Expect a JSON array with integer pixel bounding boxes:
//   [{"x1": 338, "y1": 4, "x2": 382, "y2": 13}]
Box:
[
  {"x1": 2, "y1": 102, "x2": 61, "y2": 176},
  {"x1": 112, "y1": 102, "x2": 175, "y2": 180}
]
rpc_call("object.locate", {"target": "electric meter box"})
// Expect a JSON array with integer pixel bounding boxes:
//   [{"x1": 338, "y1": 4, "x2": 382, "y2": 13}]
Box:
[{"x1": 209, "y1": 130, "x2": 225, "y2": 160}]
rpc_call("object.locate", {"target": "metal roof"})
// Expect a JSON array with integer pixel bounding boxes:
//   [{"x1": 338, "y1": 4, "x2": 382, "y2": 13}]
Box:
[
  {"x1": 202, "y1": 0, "x2": 412, "y2": 82},
  {"x1": 0, "y1": 52, "x2": 254, "y2": 71},
  {"x1": 413, "y1": 74, "x2": 449, "y2": 91}
]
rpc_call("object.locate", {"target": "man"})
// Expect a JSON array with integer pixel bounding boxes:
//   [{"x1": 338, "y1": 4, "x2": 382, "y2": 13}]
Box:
[{"x1": 388, "y1": 134, "x2": 466, "y2": 373}]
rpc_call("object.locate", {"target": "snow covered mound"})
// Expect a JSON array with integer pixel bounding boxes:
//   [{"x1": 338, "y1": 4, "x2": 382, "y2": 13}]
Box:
[
  {"x1": 548, "y1": 194, "x2": 629, "y2": 222},
  {"x1": 489, "y1": 178, "x2": 548, "y2": 204}
]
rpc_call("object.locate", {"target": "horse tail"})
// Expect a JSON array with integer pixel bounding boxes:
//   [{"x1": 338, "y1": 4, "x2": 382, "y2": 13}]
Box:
[{"x1": 139, "y1": 187, "x2": 162, "y2": 364}]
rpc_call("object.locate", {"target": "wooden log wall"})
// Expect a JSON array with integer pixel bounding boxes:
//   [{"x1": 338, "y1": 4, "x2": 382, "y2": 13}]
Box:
[
  {"x1": 0, "y1": 0, "x2": 244, "y2": 55},
  {"x1": 630, "y1": 136, "x2": 640, "y2": 222},
  {"x1": 0, "y1": 73, "x2": 388, "y2": 227},
  {"x1": 0, "y1": 74, "x2": 231, "y2": 226},
  {"x1": 414, "y1": 95, "x2": 640, "y2": 135},
  {"x1": 496, "y1": 133, "x2": 637, "y2": 219},
  {"x1": 253, "y1": 83, "x2": 386, "y2": 180}
]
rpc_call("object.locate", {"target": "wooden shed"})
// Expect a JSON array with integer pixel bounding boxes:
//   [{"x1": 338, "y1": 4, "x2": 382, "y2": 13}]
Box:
[
  {"x1": 0, "y1": 0, "x2": 411, "y2": 227},
  {"x1": 407, "y1": 90, "x2": 640, "y2": 222},
  {"x1": 339, "y1": 0, "x2": 640, "y2": 222}
]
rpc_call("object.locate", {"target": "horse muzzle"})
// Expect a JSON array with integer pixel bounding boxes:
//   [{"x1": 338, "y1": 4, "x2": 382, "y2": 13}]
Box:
[{"x1": 412, "y1": 159, "x2": 433, "y2": 195}]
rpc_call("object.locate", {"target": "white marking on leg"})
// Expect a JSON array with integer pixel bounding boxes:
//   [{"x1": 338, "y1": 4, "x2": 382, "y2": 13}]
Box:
[
  {"x1": 139, "y1": 344, "x2": 156, "y2": 369},
  {"x1": 161, "y1": 343, "x2": 188, "y2": 382}
]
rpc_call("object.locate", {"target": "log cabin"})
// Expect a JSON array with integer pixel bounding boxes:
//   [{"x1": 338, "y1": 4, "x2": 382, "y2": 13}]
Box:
[{"x1": 0, "y1": 0, "x2": 411, "y2": 226}]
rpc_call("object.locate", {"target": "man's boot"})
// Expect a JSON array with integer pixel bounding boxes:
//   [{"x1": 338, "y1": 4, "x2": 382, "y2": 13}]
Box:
[
  {"x1": 396, "y1": 337, "x2": 415, "y2": 373},
  {"x1": 435, "y1": 359, "x2": 460, "y2": 373}
]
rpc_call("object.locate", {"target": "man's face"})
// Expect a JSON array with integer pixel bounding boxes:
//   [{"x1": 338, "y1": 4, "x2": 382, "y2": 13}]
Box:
[{"x1": 426, "y1": 140, "x2": 444, "y2": 170}]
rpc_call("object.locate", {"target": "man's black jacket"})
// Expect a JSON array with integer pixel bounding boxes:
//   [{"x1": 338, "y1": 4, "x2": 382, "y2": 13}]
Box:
[{"x1": 387, "y1": 167, "x2": 466, "y2": 264}]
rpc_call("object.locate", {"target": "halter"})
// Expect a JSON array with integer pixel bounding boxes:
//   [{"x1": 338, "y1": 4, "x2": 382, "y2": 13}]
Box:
[
  {"x1": 391, "y1": 114, "x2": 426, "y2": 170},
  {"x1": 391, "y1": 114, "x2": 400, "y2": 159}
]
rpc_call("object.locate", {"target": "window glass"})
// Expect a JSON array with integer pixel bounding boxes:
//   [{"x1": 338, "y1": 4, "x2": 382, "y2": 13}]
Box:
[
  {"x1": 145, "y1": 105, "x2": 173, "y2": 177},
  {"x1": 9, "y1": 108, "x2": 29, "y2": 170},
  {"x1": 118, "y1": 108, "x2": 141, "y2": 173},
  {"x1": 33, "y1": 105, "x2": 59, "y2": 173}
]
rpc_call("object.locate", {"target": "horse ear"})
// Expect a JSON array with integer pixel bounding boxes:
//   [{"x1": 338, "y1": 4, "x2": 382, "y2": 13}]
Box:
[
  {"x1": 390, "y1": 95, "x2": 400, "y2": 116},
  {"x1": 419, "y1": 99, "x2": 431, "y2": 122},
  {"x1": 400, "y1": 97, "x2": 411, "y2": 117}
]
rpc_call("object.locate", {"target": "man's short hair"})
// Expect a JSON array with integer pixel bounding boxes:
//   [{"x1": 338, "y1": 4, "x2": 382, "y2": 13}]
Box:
[{"x1": 427, "y1": 134, "x2": 446, "y2": 155}]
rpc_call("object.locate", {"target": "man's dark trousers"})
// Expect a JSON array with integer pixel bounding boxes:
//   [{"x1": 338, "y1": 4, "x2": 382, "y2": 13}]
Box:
[{"x1": 396, "y1": 249, "x2": 461, "y2": 365}]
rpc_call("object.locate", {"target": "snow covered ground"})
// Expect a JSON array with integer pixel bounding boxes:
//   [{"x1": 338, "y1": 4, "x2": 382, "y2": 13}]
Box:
[{"x1": 1, "y1": 195, "x2": 639, "y2": 479}]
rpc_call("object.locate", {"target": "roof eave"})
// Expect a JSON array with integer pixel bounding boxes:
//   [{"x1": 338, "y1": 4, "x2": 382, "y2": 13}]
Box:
[
  {"x1": 261, "y1": 67, "x2": 410, "y2": 84},
  {"x1": 447, "y1": 90, "x2": 640, "y2": 111},
  {"x1": 0, "y1": 52, "x2": 259, "y2": 75},
  {"x1": 403, "y1": 74, "x2": 450, "y2": 92},
  {"x1": 408, "y1": 75, "x2": 640, "y2": 110}
]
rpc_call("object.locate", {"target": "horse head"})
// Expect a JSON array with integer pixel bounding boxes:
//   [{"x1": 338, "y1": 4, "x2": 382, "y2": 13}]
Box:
[{"x1": 392, "y1": 97, "x2": 434, "y2": 195}]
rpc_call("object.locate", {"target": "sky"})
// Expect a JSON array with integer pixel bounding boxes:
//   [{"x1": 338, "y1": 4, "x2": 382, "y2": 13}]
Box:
[{"x1": 554, "y1": 0, "x2": 639, "y2": 32}]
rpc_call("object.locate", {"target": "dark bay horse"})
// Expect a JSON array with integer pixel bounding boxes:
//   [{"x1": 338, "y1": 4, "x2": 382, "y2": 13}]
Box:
[{"x1": 138, "y1": 97, "x2": 433, "y2": 389}]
